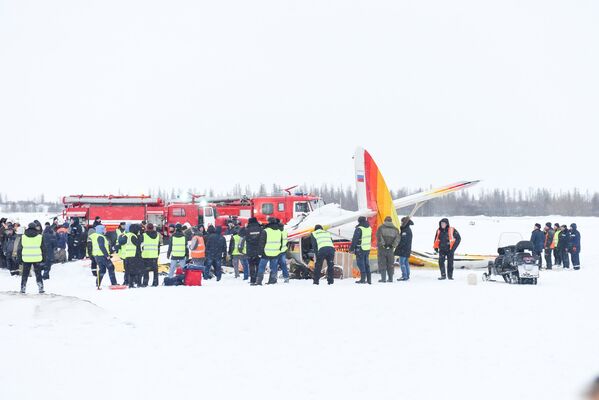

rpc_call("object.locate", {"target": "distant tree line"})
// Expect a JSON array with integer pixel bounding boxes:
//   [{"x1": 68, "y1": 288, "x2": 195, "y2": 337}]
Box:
[{"x1": 2, "y1": 187, "x2": 599, "y2": 217}]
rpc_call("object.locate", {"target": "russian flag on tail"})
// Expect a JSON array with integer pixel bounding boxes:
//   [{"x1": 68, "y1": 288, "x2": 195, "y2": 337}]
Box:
[{"x1": 356, "y1": 174, "x2": 365, "y2": 182}]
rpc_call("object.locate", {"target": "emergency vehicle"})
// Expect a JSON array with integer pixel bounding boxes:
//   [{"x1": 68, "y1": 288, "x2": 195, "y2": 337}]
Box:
[{"x1": 62, "y1": 195, "x2": 216, "y2": 232}]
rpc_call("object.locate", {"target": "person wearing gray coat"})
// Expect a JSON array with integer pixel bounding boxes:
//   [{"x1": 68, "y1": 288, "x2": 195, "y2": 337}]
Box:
[{"x1": 376, "y1": 216, "x2": 400, "y2": 282}]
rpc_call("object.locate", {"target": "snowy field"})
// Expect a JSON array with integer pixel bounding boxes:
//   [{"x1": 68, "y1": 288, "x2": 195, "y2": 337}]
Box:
[{"x1": 1, "y1": 215, "x2": 598, "y2": 400}]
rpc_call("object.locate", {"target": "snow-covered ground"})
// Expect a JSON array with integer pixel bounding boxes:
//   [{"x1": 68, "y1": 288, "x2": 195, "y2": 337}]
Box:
[{"x1": 0, "y1": 215, "x2": 597, "y2": 399}]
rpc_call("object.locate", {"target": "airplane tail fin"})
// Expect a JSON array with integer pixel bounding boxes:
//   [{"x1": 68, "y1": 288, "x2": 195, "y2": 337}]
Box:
[{"x1": 353, "y1": 147, "x2": 401, "y2": 238}]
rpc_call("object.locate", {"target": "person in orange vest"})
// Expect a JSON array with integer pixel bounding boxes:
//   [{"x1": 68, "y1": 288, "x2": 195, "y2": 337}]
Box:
[
  {"x1": 433, "y1": 218, "x2": 461, "y2": 280},
  {"x1": 543, "y1": 222, "x2": 555, "y2": 270},
  {"x1": 189, "y1": 226, "x2": 206, "y2": 270}
]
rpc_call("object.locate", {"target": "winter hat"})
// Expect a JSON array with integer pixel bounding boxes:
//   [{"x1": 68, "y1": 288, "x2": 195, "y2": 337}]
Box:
[
  {"x1": 88, "y1": 228, "x2": 96, "y2": 235},
  {"x1": 401, "y1": 216, "x2": 412, "y2": 227},
  {"x1": 147, "y1": 223, "x2": 154, "y2": 231},
  {"x1": 545, "y1": 222, "x2": 552, "y2": 228},
  {"x1": 314, "y1": 224, "x2": 323, "y2": 231},
  {"x1": 570, "y1": 223, "x2": 577, "y2": 229},
  {"x1": 553, "y1": 223, "x2": 560, "y2": 229},
  {"x1": 384, "y1": 216, "x2": 392, "y2": 223},
  {"x1": 535, "y1": 223, "x2": 541, "y2": 229},
  {"x1": 95, "y1": 225, "x2": 106, "y2": 235},
  {"x1": 207, "y1": 225, "x2": 216, "y2": 234},
  {"x1": 358, "y1": 216, "x2": 367, "y2": 224},
  {"x1": 28, "y1": 222, "x2": 36, "y2": 230},
  {"x1": 62, "y1": 222, "x2": 69, "y2": 228},
  {"x1": 175, "y1": 223, "x2": 182, "y2": 231},
  {"x1": 248, "y1": 217, "x2": 258, "y2": 224}
]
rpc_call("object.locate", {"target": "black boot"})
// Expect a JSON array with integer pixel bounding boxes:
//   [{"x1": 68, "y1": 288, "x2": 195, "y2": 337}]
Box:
[
  {"x1": 20, "y1": 285, "x2": 26, "y2": 294},
  {"x1": 37, "y1": 282, "x2": 45, "y2": 294},
  {"x1": 367, "y1": 272, "x2": 372, "y2": 285},
  {"x1": 378, "y1": 270, "x2": 387, "y2": 283},
  {"x1": 438, "y1": 276, "x2": 447, "y2": 280},
  {"x1": 387, "y1": 270, "x2": 393, "y2": 282},
  {"x1": 252, "y1": 273, "x2": 264, "y2": 286},
  {"x1": 355, "y1": 272, "x2": 366, "y2": 284}
]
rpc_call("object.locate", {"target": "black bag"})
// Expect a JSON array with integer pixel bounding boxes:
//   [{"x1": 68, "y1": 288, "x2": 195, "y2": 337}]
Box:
[{"x1": 163, "y1": 275, "x2": 185, "y2": 286}]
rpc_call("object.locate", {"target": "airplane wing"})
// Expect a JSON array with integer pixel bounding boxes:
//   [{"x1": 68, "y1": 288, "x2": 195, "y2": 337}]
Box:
[{"x1": 393, "y1": 180, "x2": 480, "y2": 211}]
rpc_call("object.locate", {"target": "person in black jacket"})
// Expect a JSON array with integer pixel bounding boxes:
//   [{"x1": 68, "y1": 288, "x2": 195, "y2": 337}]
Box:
[
  {"x1": 42, "y1": 224, "x2": 57, "y2": 279},
  {"x1": 530, "y1": 223, "x2": 545, "y2": 269},
  {"x1": 349, "y1": 216, "x2": 372, "y2": 284},
  {"x1": 569, "y1": 223, "x2": 581, "y2": 269},
  {"x1": 204, "y1": 225, "x2": 226, "y2": 281},
  {"x1": 244, "y1": 217, "x2": 263, "y2": 284},
  {"x1": 556, "y1": 225, "x2": 571, "y2": 269},
  {"x1": 126, "y1": 224, "x2": 144, "y2": 288},
  {"x1": 395, "y1": 217, "x2": 413, "y2": 281},
  {"x1": 3, "y1": 224, "x2": 18, "y2": 275},
  {"x1": 140, "y1": 223, "x2": 160, "y2": 287},
  {"x1": 433, "y1": 218, "x2": 461, "y2": 280},
  {"x1": 17, "y1": 223, "x2": 47, "y2": 294}
]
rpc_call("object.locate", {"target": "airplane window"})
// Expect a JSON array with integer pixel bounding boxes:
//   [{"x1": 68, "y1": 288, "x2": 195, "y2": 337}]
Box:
[{"x1": 262, "y1": 203, "x2": 274, "y2": 215}]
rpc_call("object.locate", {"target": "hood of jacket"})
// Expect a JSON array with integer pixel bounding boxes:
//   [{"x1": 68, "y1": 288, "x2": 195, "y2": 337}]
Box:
[
  {"x1": 438, "y1": 218, "x2": 450, "y2": 229},
  {"x1": 24, "y1": 228, "x2": 39, "y2": 238}
]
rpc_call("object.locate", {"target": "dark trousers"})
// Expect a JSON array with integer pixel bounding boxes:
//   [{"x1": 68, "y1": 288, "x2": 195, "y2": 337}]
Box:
[
  {"x1": 90, "y1": 257, "x2": 97, "y2": 276},
  {"x1": 553, "y1": 248, "x2": 561, "y2": 265},
  {"x1": 439, "y1": 250, "x2": 454, "y2": 278},
  {"x1": 123, "y1": 259, "x2": 131, "y2": 285},
  {"x1": 142, "y1": 258, "x2": 159, "y2": 286},
  {"x1": 532, "y1": 250, "x2": 542, "y2": 268},
  {"x1": 204, "y1": 257, "x2": 222, "y2": 280},
  {"x1": 7, "y1": 257, "x2": 18, "y2": 274},
  {"x1": 570, "y1": 250, "x2": 580, "y2": 268},
  {"x1": 248, "y1": 256, "x2": 260, "y2": 283},
  {"x1": 561, "y1": 249, "x2": 570, "y2": 268},
  {"x1": 355, "y1": 250, "x2": 371, "y2": 274},
  {"x1": 313, "y1": 247, "x2": 335, "y2": 284},
  {"x1": 67, "y1": 238, "x2": 75, "y2": 261},
  {"x1": 21, "y1": 262, "x2": 44, "y2": 290},
  {"x1": 95, "y1": 256, "x2": 117, "y2": 287},
  {"x1": 544, "y1": 249, "x2": 553, "y2": 269}
]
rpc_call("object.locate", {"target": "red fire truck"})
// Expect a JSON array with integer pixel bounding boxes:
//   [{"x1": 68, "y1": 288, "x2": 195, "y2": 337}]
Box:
[
  {"x1": 62, "y1": 195, "x2": 216, "y2": 232},
  {"x1": 209, "y1": 193, "x2": 324, "y2": 225}
]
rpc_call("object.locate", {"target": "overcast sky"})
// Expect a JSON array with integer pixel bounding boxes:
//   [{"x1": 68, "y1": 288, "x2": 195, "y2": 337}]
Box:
[{"x1": 1, "y1": 0, "x2": 597, "y2": 201}]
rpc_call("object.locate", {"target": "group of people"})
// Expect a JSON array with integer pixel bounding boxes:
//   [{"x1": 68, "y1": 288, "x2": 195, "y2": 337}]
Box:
[
  {"x1": 0, "y1": 218, "x2": 70, "y2": 293},
  {"x1": 530, "y1": 222, "x2": 582, "y2": 270},
  {"x1": 5, "y1": 212, "x2": 582, "y2": 293}
]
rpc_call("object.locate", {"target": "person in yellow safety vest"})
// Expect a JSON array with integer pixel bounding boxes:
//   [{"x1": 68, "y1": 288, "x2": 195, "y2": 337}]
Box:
[
  {"x1": 310, "y1": 224, "x2": 336, "y2": 285},
  {"x1": 140, "y1": 223, "x2": 161, "y2": 287},
  {"x1": 276, "y1": 219, "x2": 290, "y2": 283},
  {"x1": 228, "y1": 227, "x2": 244, "y2": 279},
  {"x1": 254, "y1": 217, "x2": 282, "y2": 286},
  {"x1": 114, "y1": 222, "x2": 127, "y2": 257},
  {"x1": 552, "y1": 223, "x2": 562, "y2": 266},
  {"x1": 118, "y1": 224, "x2": 143, "y2": 288},
  {"x1": 17, "y1": 222, "x2": 47, "y2": 294},
  {"x1": 167, "y1": 224, "x2": 188, "y2": 278},
  {"x1": 90, "y1": 225, "x2": 117, "y2": 288},
  {"x1": 236, "y1": 227, "x2": 251, "y2": 280},
  {"x1": 349, "y1": 216, "x2": 372, "y2": 284}
]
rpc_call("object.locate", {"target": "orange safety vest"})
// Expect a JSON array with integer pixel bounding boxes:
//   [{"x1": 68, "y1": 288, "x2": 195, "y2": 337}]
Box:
[
  {"x1": 190, "y1": 235, "x2": 206, "y2": 259},
  {"x1": 434, "y1": 227, "x2": 456, "y2": 250},
  {"x1": 546, "y1": 231, "x2": 556, "y2": 249}
]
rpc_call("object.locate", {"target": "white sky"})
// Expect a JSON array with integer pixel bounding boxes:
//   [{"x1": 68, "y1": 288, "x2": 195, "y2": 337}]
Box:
[{"x1": 1, "y1": 0, "x2": 597, "y2": 200}]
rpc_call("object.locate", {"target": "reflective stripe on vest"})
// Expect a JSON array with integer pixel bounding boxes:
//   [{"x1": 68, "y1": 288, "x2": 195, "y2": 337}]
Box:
[
  {"x1": 358, "y1": 226, "x2": 372, "y2": 251},
  {"x1": 264, "y1": 228, "x2": 283, "y2": 257},
  {"x1": 231, "y1": 234, "x2": 242, "y2": 256},
  {"x1": 434, "y1": 227, "x2": 456, "y2": 250},
  {"x1": 190, "y1": 235, "x2": 205, "y2": 259},
  {"x1": 312, "y1": 229, "x2": 334, "y2": 250},
  {"x1": 280, "y1": 230, "x2": 288, "y2": 253},
  {"x1": 21, "y1": 234, "x2": 43, "y2": 263},
  {"x1": 142, "y1": 233, "x2": 160, "y2": 259},
  {"x1": 122, "y1": 232, "x2": 137, "y2": 259},
  {"x1": 91, "y1": 233, "x2": 110, "y2": 257},
  {"x1": 171, "y1": 235, "x2": 186, "y2": 258}
]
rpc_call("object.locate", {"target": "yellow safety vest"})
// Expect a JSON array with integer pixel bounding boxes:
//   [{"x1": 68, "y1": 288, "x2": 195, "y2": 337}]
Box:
[
  {"x1": 121, "y1": 232, "x2": 137, "y2": 259},
  {"x1": 280, "y1": 230, "x2": 288, "y2": 254},
  {"x1": 171, "y1": 235, "x2": 186, "y2": 258},
  {"x1": 91, "y1": 233, "x2": 110, "y2": 257},
  {"x1": 115, "y1": 228, "x2": 126, "y2": 257},
  {"x1": 231, "y1": 234, "x2": 242, "y2": 256},
  {"x1": 21, "y1": 234, "x2": 43, "y2": 263},
  {"x1": 358, "y1": 226, "x2": 372, "y2": 251},
  {"x1": 312, "y1": 229, "x2": 334, "y2": 250},
  {"x1": 142, "y1": 233, "x2": 160, "y2": 259},
  {"x1": 264, "y1": 228, "x2": 283, "y2": 257}
]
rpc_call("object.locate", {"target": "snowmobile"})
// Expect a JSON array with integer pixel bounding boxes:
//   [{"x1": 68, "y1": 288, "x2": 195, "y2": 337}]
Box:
[{"x1": 482, "y1": 233, "x2": 539, "y2": 285}]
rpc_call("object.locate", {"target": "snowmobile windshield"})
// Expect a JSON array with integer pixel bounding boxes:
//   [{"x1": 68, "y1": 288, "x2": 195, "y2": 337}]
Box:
[{"x1": 497, "y1": 232, "x2": 523, "y2": 249}]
